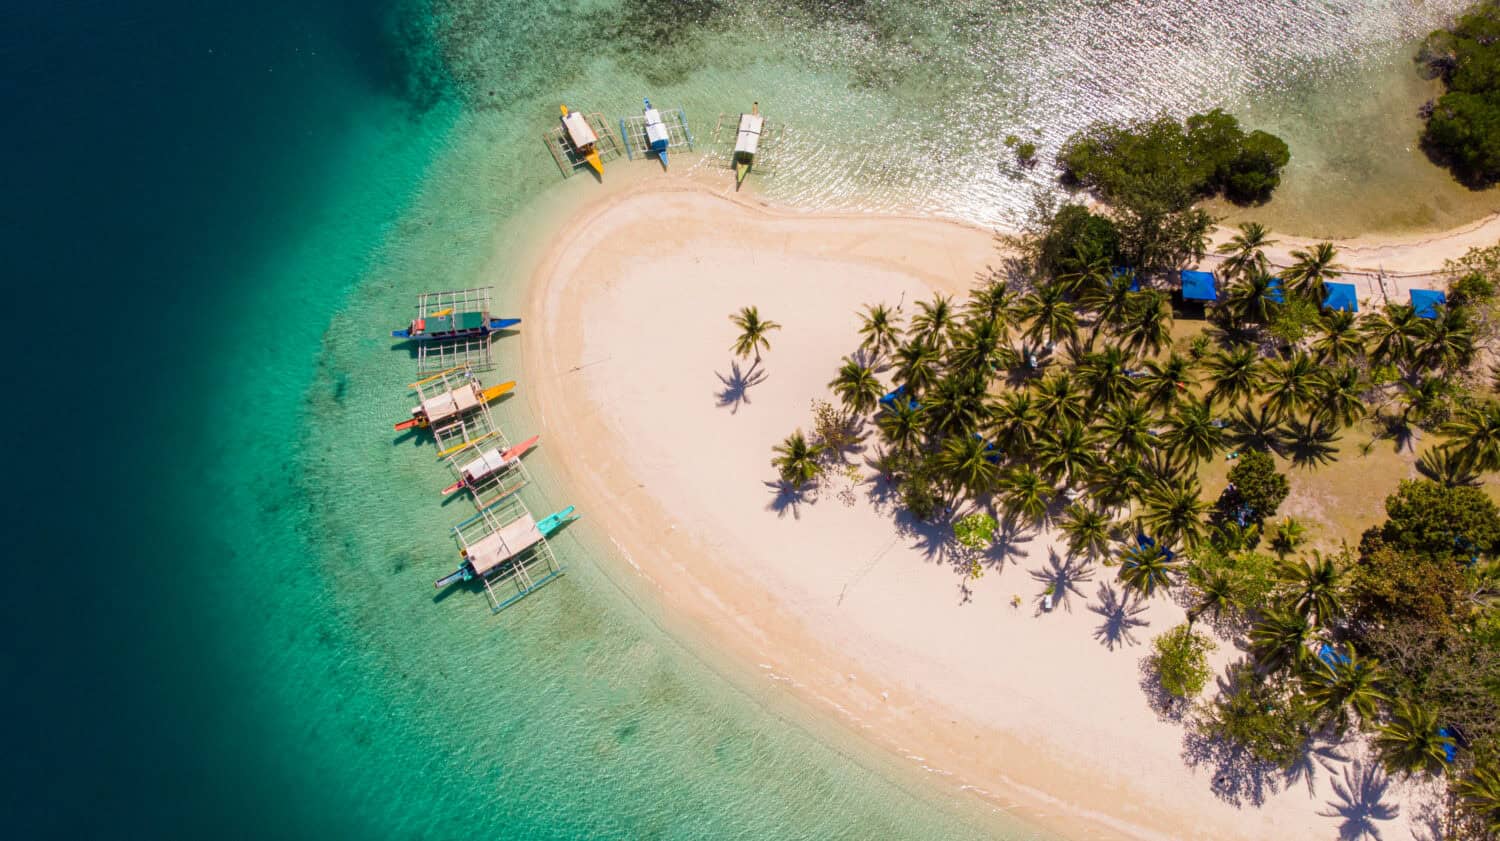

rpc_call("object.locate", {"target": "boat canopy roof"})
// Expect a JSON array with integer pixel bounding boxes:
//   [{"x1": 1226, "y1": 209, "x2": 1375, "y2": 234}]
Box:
[
  {"x1": 563, "y1": 110, "x2": 598, "y2": 147},
  {"x1": 735, "y1": 113, "x2": 763, "y2": 155},
  {"x1": 460, "y1": 446, "x2": 511, "y2": 482},
  {"x1": 417, "y1": 311, "x2": 486, "y2": 333},
  {"x1": 644, "y1": 107, "x2": 669, "y2": 145},
  {"x1": 466, "y1": 514, "x2": 544, "y2": 576},
  {"x1": 421, "y1": 383, "x2": 481, "y2": 422}
]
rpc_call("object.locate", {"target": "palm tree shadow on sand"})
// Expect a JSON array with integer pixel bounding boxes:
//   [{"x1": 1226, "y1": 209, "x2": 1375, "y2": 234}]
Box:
[
  {"x1": 715, "y1": 359, "x2": 768, "y2": 414},
  {"x1": 1028, "y1": 549, "x2": 1093, "y2": 614},
  {"x1": 1315, "y1": 759, "x2": 1400, "y2": 841},
  {"x1": 764, "y1": 478, "x2": 815, "y2": 520},
  {"x1": 1088, "y1": 582, "x2": 1149, "y2": 650}
]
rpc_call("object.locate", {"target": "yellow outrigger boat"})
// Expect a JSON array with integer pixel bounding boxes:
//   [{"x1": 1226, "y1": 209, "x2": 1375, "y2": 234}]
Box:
[{"x1": 560, "y1": 105, "x2": 604, "y2": 176}]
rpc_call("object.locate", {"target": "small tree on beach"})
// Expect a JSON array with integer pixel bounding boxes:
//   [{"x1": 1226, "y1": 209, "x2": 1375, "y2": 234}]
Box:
[
  {"x1": 730, "y1": 306, "x2": 781, "y2": 362},
  {"x1": 1299, "y1": 649, "x2": 1387, "y2": 734},
  {"x1": 1376, "y1": 698, "x2": 1455, "y2": 778},
  {"x1": 1283, "y1": 242, "x2": 1343, "y2": 303},
  {"x1": 1152, "y1": 624, "x2": 1216, "y2": 700},
  {"x1": 1059, "y1": 503, "x2": 1114, "y2": 560},
  {"x1": 1215, "y1": 221, "x2": 1275, "y2": 280},
  {"x1": 771, "y1": 430, "x2": 824, "y2": 487},
  {"x1": 858, "y1": 303, "x2": 903, "y2": 359},
  {"x1": 1118, "y1": 541, "x2": 1181, "y2": 597}
]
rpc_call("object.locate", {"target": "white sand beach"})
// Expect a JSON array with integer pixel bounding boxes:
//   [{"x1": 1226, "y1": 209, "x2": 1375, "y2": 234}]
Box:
[{"x1": 519, "y1": 182, "x2": 1473, "y2": 840}]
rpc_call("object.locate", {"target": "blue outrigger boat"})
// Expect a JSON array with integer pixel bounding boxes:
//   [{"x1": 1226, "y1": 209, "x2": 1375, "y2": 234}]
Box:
[
  {"x1": 643, "y1": 98, "x2": 671, "y2": 169},
  {"x1": 392, "y1": 309, "x2": 520, "y2": 341}
]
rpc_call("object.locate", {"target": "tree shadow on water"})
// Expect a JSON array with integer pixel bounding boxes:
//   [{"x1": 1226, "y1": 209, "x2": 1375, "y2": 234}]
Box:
[
  {"x1": 1088, "y1": 582, "x2": 1149, "y2": 650},
  {"x1": 1316, "y1": 759, "x2": 1399, "y2": 841},
  {"x1": 715, "y1": 360, "x2": 767, "y2": 414}
]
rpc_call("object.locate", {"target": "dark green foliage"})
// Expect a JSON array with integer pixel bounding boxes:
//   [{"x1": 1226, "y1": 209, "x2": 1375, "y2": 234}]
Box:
[
  {"x1": 1057, "y1": 109, "x2": 1290, "y2": 209},
  {"x1": 1420, "y1": 2, "x2": 1500, "y2": 185},
  {"x1": 1039, "y1": 204, "x2": 1122, "y2": 278},
  {"x1": 1218, "y1": 450, "x2": 1288, "y2": 526},
  {"x1": 1198, "y1": 663, "x2": 1317, "y2": 769},
  {"x1": 1360, "y1": 480, "x2": 1500, "y2": 563}
]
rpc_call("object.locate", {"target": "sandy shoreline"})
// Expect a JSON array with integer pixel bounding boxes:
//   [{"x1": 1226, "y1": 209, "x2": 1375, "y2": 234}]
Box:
[{"x1": 515, "y1": 175, "x2": 1482, "y2": 840}]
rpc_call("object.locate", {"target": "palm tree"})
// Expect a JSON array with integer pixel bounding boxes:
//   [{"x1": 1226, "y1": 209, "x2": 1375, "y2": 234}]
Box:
[
  {"x1": 1162, "y1": 399, "x2": 1225, "y2": 469},
  {"x1": 1443, "y1": 399, "x2": 1500, "y2": 475},
  {"x1": 1224, "y1": 266, "x2": 1283, "y2": 326},
  {"x1": 1278, "y1": 550, "x2": 1344, "y2": 627},
  {"x1": 1036, "y1": 420, "x2": 1097, "y2": 486},
  {"x1": 1376, "y1": 698, "x2": 1455, "y2": 778},
  {"x1": 1205, "y1": 347, "x2": 1263, "y2": 408},
  {"x1": 1119, "y1": 290, "x2": 1173, "y2": 357},
  {"x1": 1059, "y1": 504, "x2": 1114, "y2": 560},
  {"x1": 1300, "y1": 650, "x2": 1387, "y2": 734},
  {"x1": 730, "y1": 306, "x2": 782, "y2": 361},
  {"x1": 1096, "y1": 401, "x2": 1154, "y2": 460},
  {"x1": 1117, "y1": 542, "x2": 1181, "y2": 597},
  {"x1": 876, "y1": 399, "x2": 923, "y2": 455},
  {"x1": 1418, "y1": 445, "x2": 1482, "y2": 488},
  {"x1": 1248, "y1": 607, "x2": 1312, "y2": 673},
  {"x1": 1088, "y1": 454, "x2": 1152, "y2": 516},
  {"x1": 772, "y1": 430, "x2": 823, "y2": 486},
  {"x1": 1032, "y1": 371, "x2": 1086, "y2": 428},
  {"x1": 965, "y1": 277, "x2": 1017, "y2": 325},
  {"x1": 924, "y1": 372, "x2": 992, "y2": 438},
  {"x1": 1186, "y1": 566, "x2": 1239, "y2": 624},
  {"x1": 948, "y1": 316, "x2": 1014, "y2": 376},
  {"x1": 937, "y1": 433, "x2": 1000, "y2": 502},
  {"x1": 911, "y1": 293, "x2": 956, "y2": 348},
  {"x1": 857, "y1": 303, "x2": 903, "y2": 359},
  {"x1": 1000, "y1": 468, "x2": 1053, "y2": 524},
  {"x1": 1416, "y1": 303, "x2": 1477, "y2": 374},
  {"x1": 1400, "y1": 375, "x2": 1453, "y2": 428},
  {"x1": 1363, "y1": 303, "x2": 1422, "y2": 371},
  {"x1": 991, "y1": 392, "x2": 1038, "y2": 453},
  {"x1": 1079, "y1": 274, "x2": 1134, "y2": 351},
  {"x1": 1019, "y1": 283, "x2": 1078, "y2": 348},
  {"x1": 1314, "y1": 366, "x2": 1366, "y2": 429},
  {"x1": 1216, "y1": 221, "x2": 1276, "y2": 280},
  {"x1": 1312, "y1": 310, "x2": 1364, "y2": 367},
  {"x1": 1456, "y1": 763, "x2": 1500, "y2": 836},
  {"x1": 1139, "y1": 478, "x2": 1209, "y2": 549},
  {"x1": 1269, "y1": 517, "x2": 1308, "y2": 559},
  {"x1": 1138, "y1": 352, "x2": 1196, "y2": 413},
  {"x1": 1263, "y1": 352, "x2": 1320, "y2": 421},
  {"x1": 1283, "y1": 241, "x2": 1343, "y2": 302},
  {"x1": 893, "y1": 340, "x2": 940, "y2": 396},
  {"x1": 829, "y1": 359, "x2": 882, "y2": 419},
  {"x1": 1075, "y1": 345, "x2": 1137, "y2": 409}
]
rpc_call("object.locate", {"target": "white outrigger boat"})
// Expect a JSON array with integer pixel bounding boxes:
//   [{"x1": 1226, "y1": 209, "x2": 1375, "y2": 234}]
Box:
[
  {"x1": 434, "y1": 506, "x2": 579, "y2": 590},
  {"x1": 733, "y1": 102, "x2": 763, "y2": 189}
]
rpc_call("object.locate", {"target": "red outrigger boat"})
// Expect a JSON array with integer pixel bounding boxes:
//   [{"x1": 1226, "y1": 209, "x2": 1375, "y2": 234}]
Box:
[{"x1": 442, "y1": 434, "x2": 540, "y2": 495}]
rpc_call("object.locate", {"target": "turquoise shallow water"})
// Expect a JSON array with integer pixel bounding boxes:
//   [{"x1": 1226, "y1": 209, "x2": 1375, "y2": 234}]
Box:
[{"x1": 6, "y1": 1, "x2": 1498, "y2": 838}]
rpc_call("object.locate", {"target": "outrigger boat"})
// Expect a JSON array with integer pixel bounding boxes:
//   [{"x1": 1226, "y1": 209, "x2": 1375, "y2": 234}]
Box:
[
  {"x1": 733, "y1": 102, "x2": 763, "y2": 189},
  {"x1": 441, "y1": 434, "x2": 540, "y2": 495},
  {"x1": 434, "y1": 506, "x2": 580, "y2": 589},
  {"x1": 392, "y1": 308, "x2": 520, "y2": 341},
  {"x1": 643, "y1": 98, "x2": 671, "y2": 169},
  {"x1": 393, "y1": 372, "x2": 514, "y2": 431},
  {"x1": 560, "y1": 105, "x2": 604, "y2": 176}
]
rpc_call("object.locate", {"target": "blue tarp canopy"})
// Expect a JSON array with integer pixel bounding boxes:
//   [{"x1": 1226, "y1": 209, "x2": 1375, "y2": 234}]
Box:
[
  {"x1": 1267, "y1": 277, "x2": 1285, "y2": 304},
  {"x1": 1323, "y1": 281, "x2": 1358, "y2": 312},
  {"x1": 1180, "y1": 269, "x2": 1217, "y2": 302},
  {"x1": 1411, "y1": 288, "x2": 1447, "y2": 319}
]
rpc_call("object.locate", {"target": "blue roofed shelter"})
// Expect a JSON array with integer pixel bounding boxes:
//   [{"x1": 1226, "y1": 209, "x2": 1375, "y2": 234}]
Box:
[
  {"x1": 1411, "y1": 288, "x2": 1447, "y2": 319},
  {"x1": 1322, "y1": 281, "x2": 1358, "y2": 312},
  {"x1": 1180, "y1": 269, "x2": 1217, "y2": 302}
]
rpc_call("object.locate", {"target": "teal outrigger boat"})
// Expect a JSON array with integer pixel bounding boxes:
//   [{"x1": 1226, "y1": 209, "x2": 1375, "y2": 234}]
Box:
[{"x1": 433, "y1": 506, "x2": 579, "y2": 590}]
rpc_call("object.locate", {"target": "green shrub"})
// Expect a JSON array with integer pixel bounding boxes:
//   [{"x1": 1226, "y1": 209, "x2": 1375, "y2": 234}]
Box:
[
  {"x1": 954, "y1": 512, "x2": 997, "y2": 550},
  {"x1": 1015, "y1": 141, "x2": 1037, "y2": 163},
  {"x1": 1223, "y1": 449, "x2": 1289, "y2": 524},
  {"x1": 1153, "y1": 624, "x2": 1216, "y2": 699},
  {"x1": 1420, "y1": 2, "x2": 1500, "y2": 185}
]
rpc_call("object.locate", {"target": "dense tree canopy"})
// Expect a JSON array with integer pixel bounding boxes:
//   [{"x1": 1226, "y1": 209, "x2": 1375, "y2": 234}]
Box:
[{"x1": 1420, "y1": 1, "x2": 1500, "y2": 185}]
